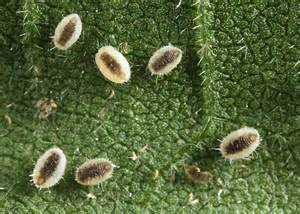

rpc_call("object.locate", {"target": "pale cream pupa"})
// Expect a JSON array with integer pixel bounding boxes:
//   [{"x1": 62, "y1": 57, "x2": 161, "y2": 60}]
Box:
[
  {"x1": 31, "y1": 147, "x2": 67, "y2": 189},
  {"x1": 220, "y1": 127, "x2": 261, "y2": 160},
  {"x1": 53, "y1": 13, "x2": 82, "y2": 50},
  {"x1": 148, "y1": 45, "x2": 182, "y2": 75},
  {"x1": 75, "y1": 159, "x2": 114, "y2": 186},
  {"x1": 95, "y1": 46, "x2": 131, "y2": 83}
]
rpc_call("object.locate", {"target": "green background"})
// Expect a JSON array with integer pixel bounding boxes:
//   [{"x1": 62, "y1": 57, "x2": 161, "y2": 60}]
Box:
[{"x1": 0, "y1": 0, "x2": 299, "y2": 212}]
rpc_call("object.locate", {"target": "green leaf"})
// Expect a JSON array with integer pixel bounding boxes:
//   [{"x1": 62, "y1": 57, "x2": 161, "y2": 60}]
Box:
[{"x1": 0, "y1": 0, "x2": 299, "y2": 212}]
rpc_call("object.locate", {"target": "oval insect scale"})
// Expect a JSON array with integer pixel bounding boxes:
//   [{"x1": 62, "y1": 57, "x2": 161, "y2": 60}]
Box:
[
  {"x1": 148, "y1": 45, "x2": 182, "y2": 75},
  {"x1": 32, "y1": 147, "x2": 67, "y2": 189},
  {"x1": 95, "y1": 46, "x2": 131, "y2": 83},
  {"x1": 54, "y1": 14, "x2": 82, "y2": 50},
  {"x1": 220, "y1": 127, "x2": 260, "y2": 160},
  {"x1": 75, "y1": 159, "x2": 114, "y2": 186}
]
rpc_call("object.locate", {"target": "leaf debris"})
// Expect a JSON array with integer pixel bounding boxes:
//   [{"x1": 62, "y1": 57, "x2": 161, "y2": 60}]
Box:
[
  {"x1": 98, "y1": 89, "x2": 116, "y2": 118},
  {"x1": 216, "y1": 177, "x2": 224, "y2": 188},
  {"x1": 184, "y1": 165, "x2": 213, "y2": 183},
  {"x1": 188, "y1": 192, "x2": 199, "y2": 205},
  {"x1": 128, "y1": 152, "x2": 138, "y2": 161},
  {"x1": 137, "y1": 145, "x2": 148, "y2": 154},
  {"x1": 217, "y1": 189, "x2": 223, "y2": 201},
  {"x1": 153, "y1": 170, "x2": 159, "y2": 179},
  {"x1": 129, "y1": 145, "x2": 149, "y2": 161},
  {"x1": 35, "y1": 98, "x2": 57, "y2": 119},
  {"x1": 4, "y1": 114, "x2": 12, "y2": 125},
  {"x1": 175, "y1": 0, "x2": 182, "y2": 9},
  {"x1": 86, "y1": 193, "x2": 97, "y2": 200}
]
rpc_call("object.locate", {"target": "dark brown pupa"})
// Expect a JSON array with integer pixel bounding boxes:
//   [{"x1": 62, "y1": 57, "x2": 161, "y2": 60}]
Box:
[
  {"x1": 75, "y1": 159, "x2": 114, "y2": 186},
  {"x1": 32, "y1": 147, "x2": 67, "y2": 189},
  {"x1": 184, "y1": 165, "x2": 212, "y2": 183},
  {"x1": 220, "y1": 127, "x2": 260, "y2": 160},
  {"x1": 148, "y1": 45, "x2": 182, "y2": 75},
  {"x1": 54, "y1": 14, "x2": 82, "y2": 50}
]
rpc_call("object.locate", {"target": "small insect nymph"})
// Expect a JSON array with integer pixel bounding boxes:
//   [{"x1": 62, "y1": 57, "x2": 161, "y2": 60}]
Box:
[
  {"x1": 53, "y1": 13, "x2": 82, "y2": 50},
  {"x1": 220, "y1": 127, "x2": 261, "y2": 160},
  {"x1": 184, "y1": 165, "x2": 213, "y2": 183},
  {"x1": 75, "y1": 159, "x2": 114, "y2": 186},
  {"x1": 95, "y1": 46, "x2": 131, "y2": 83},
  {"x1": 32, "y1": 147, "x2": 67, "y2": 189},
  {"x1": 148, "y1": 45, "x2": 182, "y2": 75}
]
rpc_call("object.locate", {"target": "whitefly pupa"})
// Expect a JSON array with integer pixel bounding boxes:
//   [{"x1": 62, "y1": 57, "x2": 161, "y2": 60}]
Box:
[
  {"x1": 31, "y1": 147, "x2": 67, "y2": 189},
  {"x1": 148, "y1": 45, "x2": 183, "y2": 75},
  {"x1": 95, "y1": 46, "x2": 131, "y2": 83},
  {"x1": 75, "y1": 159, "x2": 115, "y2": 186},
  {"x1": 220, "y1": 127, "x2": 261, "y2": 160},
  {"x1": 53, "y1": 13, "x2": 82, "y2": 50}
]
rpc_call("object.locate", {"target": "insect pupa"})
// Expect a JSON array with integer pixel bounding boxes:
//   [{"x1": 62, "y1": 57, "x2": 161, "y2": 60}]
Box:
[
  {"x1": 184, "y1": 165, "x2": 213, "y2": 183},
  {"x1": 148, "y1": 45, "x2": 182, "y2": 75},
  {"x1": 32, "y1": 147, "x2": 67, "y2": 189},
  {"x1": 75, "y1": 159, "x2": 114, "y2": 186},
  {"x1": 53, "y1": 13, "x2": 82, "y2": 50},
  {"x1": 95, "y1": 46, "x2": 131, "y2": 83},
  {"x1": 220, "y1": 127, "x2": 261, "y2": 160}
]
